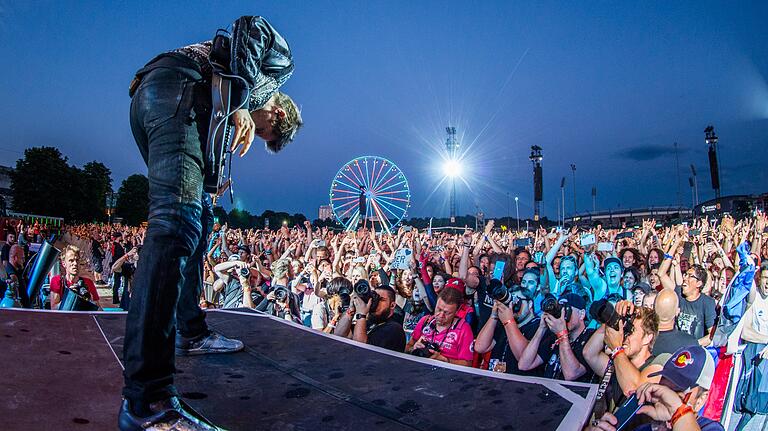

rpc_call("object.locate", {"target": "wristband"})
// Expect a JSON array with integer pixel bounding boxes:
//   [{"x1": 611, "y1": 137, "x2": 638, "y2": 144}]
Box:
[
  {"x1": 670, "y1": 404, "x2": 694, "y2": 427},
  {"x1": 502, "y1": 319, "x2": 512, "y2": 327},
  {"x1": 610, "y1": 346, "x2": 625, "y2": 360},
  {"x1": 664, "y1": 253, "x2": 673, "y2": 259},
  {"x1": 354, "y1": 313, "x2": 367, "y2": 320}
]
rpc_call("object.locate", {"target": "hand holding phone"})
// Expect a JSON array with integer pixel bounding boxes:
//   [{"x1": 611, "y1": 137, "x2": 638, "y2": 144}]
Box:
[
  {"x1": 612, "y1": 393, "x2": 642, "y2": 431},
  {"x1": 580, "y1": 233, "x2": 596, "y2": 247}
]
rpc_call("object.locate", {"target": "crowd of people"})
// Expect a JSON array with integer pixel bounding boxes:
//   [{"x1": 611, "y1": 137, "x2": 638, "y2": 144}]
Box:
[{"x1": 57, "y1": 212, "x2": 768, "y2": 431}]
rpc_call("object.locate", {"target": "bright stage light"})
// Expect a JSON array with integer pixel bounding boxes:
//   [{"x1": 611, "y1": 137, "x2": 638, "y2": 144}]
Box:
[{"x1": 443, "y1": 159, "x2": 462, "y2": 178}]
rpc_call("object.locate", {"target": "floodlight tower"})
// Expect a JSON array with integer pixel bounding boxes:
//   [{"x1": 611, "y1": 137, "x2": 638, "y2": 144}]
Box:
[
  {"x1": 529, "y1": 146, "x2": 543, "y2": 221},
  {"x1": 446, "y1": 126, "x2": 460, "y2": 221},
  {"x1": 704, "y1": 125, "x2": 721, "y2": 199}
]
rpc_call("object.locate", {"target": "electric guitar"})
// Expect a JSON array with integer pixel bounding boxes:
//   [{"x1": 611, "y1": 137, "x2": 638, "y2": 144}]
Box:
[{"x1": 203, "y1": 73, "x2": 234, "y2": 205}]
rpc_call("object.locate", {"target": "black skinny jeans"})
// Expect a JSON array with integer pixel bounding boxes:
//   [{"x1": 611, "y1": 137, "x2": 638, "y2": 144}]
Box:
[{"x1": 123, "y1": 66, "x2": 213, "y2": 405}]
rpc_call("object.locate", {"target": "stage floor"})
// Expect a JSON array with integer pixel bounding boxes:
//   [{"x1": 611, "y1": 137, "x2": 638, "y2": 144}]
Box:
[{"x1": 0, "y1": 308, "x2": 596, "y2": 430}]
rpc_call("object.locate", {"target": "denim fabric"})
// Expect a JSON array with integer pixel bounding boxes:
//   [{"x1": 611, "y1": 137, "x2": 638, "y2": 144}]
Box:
[{"x1": 123, "y1": 67, "x2": 210, "y2": 404}]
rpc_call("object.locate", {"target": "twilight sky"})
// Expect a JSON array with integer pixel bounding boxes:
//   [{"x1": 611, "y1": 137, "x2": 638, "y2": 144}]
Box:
[{"x1": 1, "y1": 1, "x2": 767, "y2": 220}]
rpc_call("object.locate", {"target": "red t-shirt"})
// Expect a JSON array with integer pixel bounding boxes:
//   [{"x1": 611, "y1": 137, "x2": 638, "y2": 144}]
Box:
[
  {"x1": 412, "y1": 315, "x2": 474, "y2": 362},
  {"x1": 50, "y1": 275, "x2": 100, "y2": 301}
]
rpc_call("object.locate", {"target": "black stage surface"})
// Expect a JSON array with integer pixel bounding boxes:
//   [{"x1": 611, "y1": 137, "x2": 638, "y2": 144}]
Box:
[{"x1": 1, "y1": 308, "x2": 596, "y2": 430}]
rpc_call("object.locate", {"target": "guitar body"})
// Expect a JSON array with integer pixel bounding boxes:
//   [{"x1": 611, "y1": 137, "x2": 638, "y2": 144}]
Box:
[{"x1": 203, "y1": 73, "x2": 233, "y2": 196}]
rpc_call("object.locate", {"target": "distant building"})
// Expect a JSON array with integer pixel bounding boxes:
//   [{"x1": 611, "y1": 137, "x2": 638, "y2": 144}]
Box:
[
  {"x1": 318, "y1": 204, "x2": 333, "y2": 221},
  {"x1": 0, "y1": 165, "x2": 13, "y2": 211}
]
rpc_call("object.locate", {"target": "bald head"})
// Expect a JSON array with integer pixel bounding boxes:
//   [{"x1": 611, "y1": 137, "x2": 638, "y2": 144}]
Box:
[{"x1": 654, "y1": 289, "x2": 679, "y2": 327}]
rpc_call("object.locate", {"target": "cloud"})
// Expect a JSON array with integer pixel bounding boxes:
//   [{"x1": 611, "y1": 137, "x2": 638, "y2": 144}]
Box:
[{"x1": 617, "y1": 144, "x2": 688, "y2": 161}]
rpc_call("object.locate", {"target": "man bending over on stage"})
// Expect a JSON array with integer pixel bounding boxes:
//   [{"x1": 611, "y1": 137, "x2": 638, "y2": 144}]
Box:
[{"x1": 120, "y1": 16, "x2": 302, "y2": 431}]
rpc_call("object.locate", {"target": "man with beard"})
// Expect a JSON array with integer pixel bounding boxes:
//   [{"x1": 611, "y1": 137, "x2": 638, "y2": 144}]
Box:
[
  {"x1": 347, "y1": 282, "x2": 406, "y2": 352},
  {"x1": 473, "y1": 283, "x2": 543, "y2": 375}
]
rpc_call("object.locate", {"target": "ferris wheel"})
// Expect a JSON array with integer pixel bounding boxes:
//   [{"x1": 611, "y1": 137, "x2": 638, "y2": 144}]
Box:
[{"x1": 329, "y1": 156, "x2": 410, "y2": 233}]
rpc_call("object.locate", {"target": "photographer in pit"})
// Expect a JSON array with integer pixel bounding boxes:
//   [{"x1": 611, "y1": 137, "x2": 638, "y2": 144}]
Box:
[
  {"x1": 474, "y1": 280, "x2": 543, "y2": 375},
  {"x1": 50, "y1": 245, "x2": 101, "y2": 310},
  {"x1": 405, "y1": 288, "x2": 474, "y2": 366},
  {"x1": 583, "y1": 300, "x2": 661, "y2": 415},
  {"x1": 518, "y1": 293, "x2": 595, "y2": 382},
  {"x1": 255, "y1": 258, "x2": 301, "y2": 323},
  {"x1": 586, "y1": 345, "x2": 722, "y2": 431},
  {"x1": 334, "y1": 280, "x2": 406, "y2": 352},
  {"x1": 213, "y1": 254, "x2": 263, "y2": 309},
  {"x1": 313, "y1": 276, "x2": 350, "y2": 332}
]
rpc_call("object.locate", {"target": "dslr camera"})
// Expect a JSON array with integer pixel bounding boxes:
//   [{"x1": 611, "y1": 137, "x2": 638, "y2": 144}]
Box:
[
  {"x1": 272, "y1": 286, "x2": 289, "y2": 303},
  {"x1": 353, "y1": 279, "x2": 380, "y2": 311},
  {"x1": 590, "y1": 299, "x2": 634, "y2": 335},
  {"x1": 411, "y1": 341, "x2": 441, "y2": 358},
  {"x1": 541, "y1": 293, "x2": 572, "y2": 321},
  {"x1": 488, "y1": 279, "x2": 523, "y2": 312}
]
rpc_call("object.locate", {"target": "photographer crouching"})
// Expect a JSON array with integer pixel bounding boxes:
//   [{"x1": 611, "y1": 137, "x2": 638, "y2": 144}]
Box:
[
  {"x1": 50, "y1": 245, "x2": 101, "y2": 310},
  {"x1": 334, "y1": 280, "x2": 406, "y2": 353},
  {"x1": 255, "y1": 258, "x2": 301, "y2": 323}
]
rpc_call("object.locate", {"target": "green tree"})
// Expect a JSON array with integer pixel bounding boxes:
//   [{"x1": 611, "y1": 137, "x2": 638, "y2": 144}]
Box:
[
  {"x1": 116, "y1": 174, "x2": 149, "y2": 225},
  {"x1": 10, "y1": 147, "x2": 75, "y2": 218},
  {"x1": 212, "y1": 206, "x2": 228, "y2": 225},
  {"x1": 80, "y1": 161, "x2": 113, "y2": 222}
]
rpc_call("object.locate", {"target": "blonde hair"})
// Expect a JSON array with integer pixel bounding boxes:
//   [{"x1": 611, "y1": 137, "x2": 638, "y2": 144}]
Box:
[{"x1": 61, "y1": 244, "x2": 81, "y2": 261}]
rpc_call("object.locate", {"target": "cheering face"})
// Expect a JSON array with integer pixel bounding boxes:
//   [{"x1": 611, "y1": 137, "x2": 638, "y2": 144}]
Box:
[
  {"x1": 426, "y1": 265, "x2": 434, "y2": 280},
  {"x1": 515, "y1": 252, "x2": 530, "y2": 271},
  {"x1": 682, "y1": 269, "x2": 702, "y2": 297},
  {"x1": 606, "y1": 262, "x2": 623, "y2": 286},
  {"x1": 760, "y1": 270, "x2": 768, "y2": 296},
  {"x1": 433, "y1": 274, "x2": 446, "y2": 294},
  {"x1": 647, "y1": 250, "x2": 660, "y2": 266},
  {"x1": 622, "y1": 251, "x2": 635, "y2": 268}
]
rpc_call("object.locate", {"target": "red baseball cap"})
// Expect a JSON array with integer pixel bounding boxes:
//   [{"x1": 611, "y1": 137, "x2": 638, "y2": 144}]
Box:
[{"x1": 445, "y1": 278, "x2": 466, "y2": 292}]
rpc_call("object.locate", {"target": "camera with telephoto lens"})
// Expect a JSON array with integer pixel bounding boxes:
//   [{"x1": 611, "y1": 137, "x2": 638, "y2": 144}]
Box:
[
  {"x1": 541, "y1": 293, "x2": 572, "y2": 321},
  {"x1": 353, "y1": 279, "x2": 380, "y2": 311},
  {"x1": 590, "y1": 299, "x2": 634, "y2": 335},
  {"x1": 412, "y1": 341, "x2": 442, "y2": 358},
  {"x1": 338, "y1": 285, "x2": 352, "y2": 311},
  {"x1": 488, "y1": 279, "x2": 522, "y2": 312},
  {"x1": 272, "y1": 286, "x2": 289, "y2": 302}
]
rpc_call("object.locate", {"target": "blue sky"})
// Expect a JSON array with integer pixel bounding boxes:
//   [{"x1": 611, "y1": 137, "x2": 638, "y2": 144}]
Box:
[{"x1": 1, "y1": 1, "x2": 766, "y2": 220}]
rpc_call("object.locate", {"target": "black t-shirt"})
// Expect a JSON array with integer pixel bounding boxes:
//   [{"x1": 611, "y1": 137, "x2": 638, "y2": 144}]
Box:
[
  {"x1": 652, "y1": 328, "x2": 699, "y2": 356},
  {"x1": 537, "y1": 327, "x2": 596, "y2": 383},
  {"x1": 675, "y1": 286, "x2": 716, "y2": 339},
  {"x1": 489, "y1": 317, "x2": 543, "y2": 376},
  {"x1": 367, "y1": 319, "x2": 406, "y2": 353},
  {"x1": 91, "y1": 239, "x2": 103, "y2": 259},
  {"x1": 0, "y1": 243, "x2": 11, "y2": 262}
]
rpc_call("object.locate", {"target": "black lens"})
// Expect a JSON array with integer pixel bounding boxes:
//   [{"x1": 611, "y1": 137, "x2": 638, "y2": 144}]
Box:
[
  {"x1": 590, "y1": 299, "x2": 622, "y2": 331},
  {"x1": 240, "y1": 267, "x2": 250, "y2": 277},
  {"x1": 274, "y1": 287, "x2": 288, "y2": 302},
  {"x1": 541, "y1": 293, "x2": 561, "y2": 318}
]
